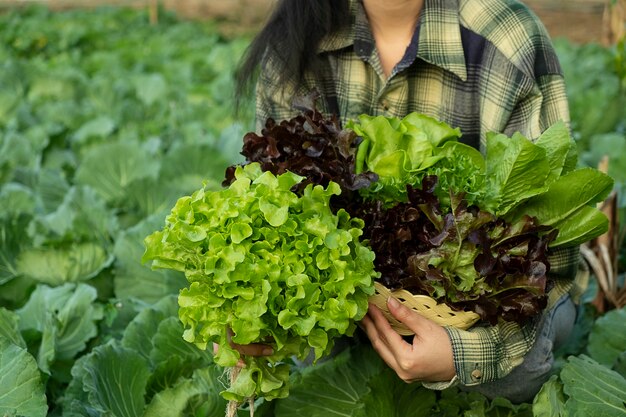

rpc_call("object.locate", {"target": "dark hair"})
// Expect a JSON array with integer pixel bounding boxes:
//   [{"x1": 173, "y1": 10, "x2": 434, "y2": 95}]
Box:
[{"x1": 235, "y1": 0, "x2": 351, "y2": 109}]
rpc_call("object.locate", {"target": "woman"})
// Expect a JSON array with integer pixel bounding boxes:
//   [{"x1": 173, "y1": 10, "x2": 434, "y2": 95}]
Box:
[{"x1": 232, "y1": 0, "x2": 582, "y2": 403}]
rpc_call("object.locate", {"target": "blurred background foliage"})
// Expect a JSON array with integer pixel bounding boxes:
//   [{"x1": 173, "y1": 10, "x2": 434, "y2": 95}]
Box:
[{"x1": 0, "y1": 2, "x2": 624, "y2": 417}]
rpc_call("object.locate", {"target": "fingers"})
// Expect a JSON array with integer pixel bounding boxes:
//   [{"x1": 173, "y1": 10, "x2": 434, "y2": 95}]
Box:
[
  {"x1": 212, "y1": 330, "x2": 273, "y2": 368},
  {"x1": 367, "y1": 302, "x2": 409, "y2": 352},
  {"x1": 361, "y1": 300, "x2": 428, "y2": 383},
  {"x1": 230, "y1": 341, "x2": 274, "y2": 357},
  {"x1": 363, "y1": 307, "x2": 421, "y2": 382},
  {"x1": 362, "y1": 299, "x2": 456, "y2": 383},
  {"x1": 226, "y1": 327, "x2": 274, "y2": 356},
  {"x1": 362, "y1": 303, "x2": 419, "y2": 374},
  {"x1": 386, "y1": 296, "x2": 430, "y2": 335},
  {"x1": 360, "y1": 308, "x2": 401, "y2": 371}
]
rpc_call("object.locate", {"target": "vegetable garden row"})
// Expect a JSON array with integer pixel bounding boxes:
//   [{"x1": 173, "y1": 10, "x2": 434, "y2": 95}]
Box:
[{"x1": 0, "y1": 6, "x2": 625, "y2": 417}]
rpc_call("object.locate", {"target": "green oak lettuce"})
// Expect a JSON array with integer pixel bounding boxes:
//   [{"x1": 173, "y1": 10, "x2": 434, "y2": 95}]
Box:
[{"x1": 142, "y1": 163, "x2": 377, "y2": 401}]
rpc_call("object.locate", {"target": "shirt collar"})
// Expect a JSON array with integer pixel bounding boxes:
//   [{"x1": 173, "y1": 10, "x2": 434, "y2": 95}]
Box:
[
  {"x1": 418, "y1": 0, "x2": 467, "y2": 81},
  {"x1": 317, "y1": 0, "x2": 468, "y2": 81}
]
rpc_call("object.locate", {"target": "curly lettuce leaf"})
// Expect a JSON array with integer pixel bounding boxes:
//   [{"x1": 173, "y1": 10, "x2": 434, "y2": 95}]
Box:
[{"x1": 143, "y1": 163, "x2": 378, "y2": 401}]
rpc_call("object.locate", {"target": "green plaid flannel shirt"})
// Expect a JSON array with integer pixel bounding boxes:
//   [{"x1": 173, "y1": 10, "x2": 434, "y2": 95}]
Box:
[{"x1": 255, "y1": 0, "x2": 583, "y2": 388}]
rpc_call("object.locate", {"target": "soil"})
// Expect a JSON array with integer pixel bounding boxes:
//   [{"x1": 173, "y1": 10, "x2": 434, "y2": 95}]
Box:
[{"x1": 526, "y1": 1, "x2": 606, "y2": 44}]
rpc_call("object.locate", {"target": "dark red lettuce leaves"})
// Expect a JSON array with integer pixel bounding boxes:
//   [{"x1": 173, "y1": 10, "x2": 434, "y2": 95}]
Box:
[
  {"x1": 348, "y1": 176, "x2": 441, "y2": 289},
  {"x1": 223, "y1": 96, "x2": 378, "y2": 199},
  {"x1": 362, "y1": 176, "x2": 558, "y2": 325}
]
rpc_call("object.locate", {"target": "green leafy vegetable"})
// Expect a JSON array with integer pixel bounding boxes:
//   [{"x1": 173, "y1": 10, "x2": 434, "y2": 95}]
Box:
[
  {"x1": 532, "y1": 375, "x2": 568, "y2": 417},
  {"x1": 347, "y1": 114, "x2": 612, "y2": 323},
  {"x1": 361, "y1": 368, "x2": 438, "y2": 417},
  {"x1": 481, "y1": 131, "x2": 551, "y2": 215},
  {"x1": 0, "y1": 308, "x2": 26, "y2": 348},
  {"x1": 587, "y1": 307, "x2": 626, "y2": 368},
  {"x1": 348, "y1": 113, "x2": 461, "y2": 204},
  {"x1": 560, "y1": 355, "x2": 626, "y2": 416},
  {"x1": 143, "y1": 163, "x2": 378, "y2": 401},
  {"x1": 16, "y1": 242, "x2": 113, "y2": 285},
  {"x1": 65, "y1": 342, "x2": 151, "y2": 417},
  {"x1": 0, "y1": 338, "x2": 48, "y2": 417},
  {"x1": 16, "y1": 283, "x2": 104, "y2": 373},
  {"x1": 142, "y1": 366, "x2": 228, "y2": 417},
  {"x1": 273, "y1": 344, "x2": 382, "y2": 417},
  {"x1": 75, "y1": 141, "x2": 160, "y2": 205},
  {"x1": 114, "y1": 217, "x2": 186, "y2": 304}
]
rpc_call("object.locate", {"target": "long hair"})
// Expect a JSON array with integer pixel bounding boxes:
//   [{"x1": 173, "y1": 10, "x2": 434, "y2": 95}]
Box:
[{"x1": 235, "y1": 0, "x2": 351, "y2": 108}]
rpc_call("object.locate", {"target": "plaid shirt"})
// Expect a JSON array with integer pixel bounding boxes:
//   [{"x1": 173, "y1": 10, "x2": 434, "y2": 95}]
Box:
[{"x1": 255, "y1": 0, "x2": 581, "y2": 388}]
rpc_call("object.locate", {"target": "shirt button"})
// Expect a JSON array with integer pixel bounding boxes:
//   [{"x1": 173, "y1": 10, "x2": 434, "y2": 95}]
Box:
[
  {"x1": 380, "y1": 99, "x2": 389, "y2": 111},
  {"x1": 471, "y1": 369, "x2": 483, "y2": 380}
]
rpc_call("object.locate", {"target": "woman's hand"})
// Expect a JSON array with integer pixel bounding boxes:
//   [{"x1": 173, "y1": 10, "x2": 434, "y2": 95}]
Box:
[
  {"x1": 361, "y1": 297, "x2": 456, "y2": 383},
  {"x1": 212, "y1": 328, "x2": 274, "y2": 366}
]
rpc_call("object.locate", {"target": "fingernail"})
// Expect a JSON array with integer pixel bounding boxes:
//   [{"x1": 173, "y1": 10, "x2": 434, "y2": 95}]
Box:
[
  {"x1": 387, "y1": 297, "x2": 399, "y2": 309},
  {"x1": 262, "y1": 348, "x2": 274, "y2": 356}
]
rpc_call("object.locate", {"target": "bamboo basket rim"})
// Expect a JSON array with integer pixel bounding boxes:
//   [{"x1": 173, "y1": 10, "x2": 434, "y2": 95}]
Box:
[{"x1": 369, "y1": 282, "x2": 480, "y2": 334}]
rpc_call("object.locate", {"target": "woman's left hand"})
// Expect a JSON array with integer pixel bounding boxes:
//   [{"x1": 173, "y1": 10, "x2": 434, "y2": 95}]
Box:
[{"x1": 361, "y1": 297, "x2": 456, "y2": 383}]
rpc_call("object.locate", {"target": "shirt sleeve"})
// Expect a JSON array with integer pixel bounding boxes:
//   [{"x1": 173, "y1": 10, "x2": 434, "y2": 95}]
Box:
[
  {"x1": 504, "y1": 73, "x2": 571, "y2": 140},
  {"x1": 419, "y1": 317, "x2": 536, "y2": 388},
  {"x1": 502, "y1": 6, "x2": 571, "y2": 139}
]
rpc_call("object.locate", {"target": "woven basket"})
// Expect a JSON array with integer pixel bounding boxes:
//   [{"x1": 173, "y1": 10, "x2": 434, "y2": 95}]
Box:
[{"x1": 369, "y1": 282, "x2": 480, "y2": 334}]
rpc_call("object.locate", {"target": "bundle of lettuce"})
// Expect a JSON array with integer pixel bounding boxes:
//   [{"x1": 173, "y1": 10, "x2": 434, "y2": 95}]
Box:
[
  {"x1": 346, "y1": 113, "x2": 613, "y2": 324},
  {"x1": 142, "y1": 162, "x2": 378, "y2": 402},
  {"x1": 224, "y1": 99, "x2": 613, "y2": 329}
]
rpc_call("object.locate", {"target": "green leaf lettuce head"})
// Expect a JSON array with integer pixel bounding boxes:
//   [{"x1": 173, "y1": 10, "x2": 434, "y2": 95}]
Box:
[
  {"x1": 348, "y1": 113, "x2": 463, "y2": 205},
  {"x1": 142, "y1": 163, "x2": 378, "y2": 401}
]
